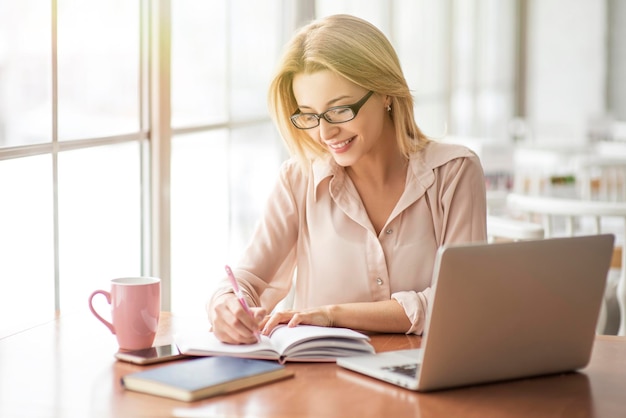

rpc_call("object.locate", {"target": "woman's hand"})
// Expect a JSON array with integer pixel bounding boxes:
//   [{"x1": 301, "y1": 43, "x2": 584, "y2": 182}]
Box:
[
  {"x1": 210, "y1": 293, "x2": 266, "y2": 345},
  {"x1": 260, "y1": 306, "x2": 334, "y2": 335}
]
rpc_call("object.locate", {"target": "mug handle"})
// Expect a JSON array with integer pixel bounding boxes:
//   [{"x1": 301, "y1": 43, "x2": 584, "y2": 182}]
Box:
[{"x1": 88, "y1": 290, "x2": 116, "y2": 334}]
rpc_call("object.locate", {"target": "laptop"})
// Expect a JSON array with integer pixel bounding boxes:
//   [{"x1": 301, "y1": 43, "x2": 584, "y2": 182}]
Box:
[{"x1": 337, "y1": 234, "x2": 614, "y2": 391}]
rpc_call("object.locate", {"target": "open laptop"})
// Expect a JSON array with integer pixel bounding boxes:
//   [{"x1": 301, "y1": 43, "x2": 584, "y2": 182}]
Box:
[{"x1": 337, "y1": 234, "x2": 614, "y2": 391}]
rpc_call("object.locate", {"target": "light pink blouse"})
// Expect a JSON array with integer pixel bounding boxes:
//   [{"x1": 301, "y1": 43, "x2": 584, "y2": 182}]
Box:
[{"x1": 210, "y1": 141, "x2": 487, "y2": 335}]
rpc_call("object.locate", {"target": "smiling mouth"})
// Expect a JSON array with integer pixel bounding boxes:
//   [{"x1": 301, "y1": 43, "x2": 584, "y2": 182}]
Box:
[{"x1": 328, "y1": 137, "x2": 355, "y2": 150}]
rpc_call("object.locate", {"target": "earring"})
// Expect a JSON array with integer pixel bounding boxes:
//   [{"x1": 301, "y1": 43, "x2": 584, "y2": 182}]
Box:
[{"x1": 386, "y1": 105, "x2": 392, "y2": 112}]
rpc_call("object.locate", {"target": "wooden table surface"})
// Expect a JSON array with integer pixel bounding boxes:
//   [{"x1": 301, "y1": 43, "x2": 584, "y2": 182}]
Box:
[{"x1": 1, "y1": 312, "x2": 625, "y2": 417}]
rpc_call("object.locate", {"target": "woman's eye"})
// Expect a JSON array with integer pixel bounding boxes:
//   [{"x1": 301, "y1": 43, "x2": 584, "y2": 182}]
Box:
[{"x1": 327, "y1": 107, "x2": 352, "y2": 119}]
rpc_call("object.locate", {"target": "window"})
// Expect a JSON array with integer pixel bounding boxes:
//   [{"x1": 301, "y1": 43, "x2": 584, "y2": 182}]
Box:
[
  {"x1": 57, "y1": 0, "x2": 140, "y2": 140},
  {"x1": 0, "y1": 155, "x2": 55, "y2": 336},
  {"x1": 0, "y1": 1, "x2": 290, "y2": 337},
  {"x1": 0, "y1": 1, "x2": 143, "y2": 339},
  {"x1": 169, "y1": 1, "x2": 285, "y2": 315},
  {"x1": 0, "y1": 1, "x2": 52, "y2": 147}
]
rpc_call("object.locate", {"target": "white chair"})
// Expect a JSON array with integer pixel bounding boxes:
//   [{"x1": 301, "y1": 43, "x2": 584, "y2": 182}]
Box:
[
  {"x1": 487, "y1": 215, "x2": 545, "y2": 242},
  {"x1": 506, "y1": 192, "x2": 626, "y2": 335},
  {"x1": 486, "y1": 190, "x2": 545, "y2": 242}
]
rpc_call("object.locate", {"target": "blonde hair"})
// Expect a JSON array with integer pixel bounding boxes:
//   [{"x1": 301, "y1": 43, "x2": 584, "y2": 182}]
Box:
[{"x1": 268, "y1": 14, "x2": 429, "y2": 168}]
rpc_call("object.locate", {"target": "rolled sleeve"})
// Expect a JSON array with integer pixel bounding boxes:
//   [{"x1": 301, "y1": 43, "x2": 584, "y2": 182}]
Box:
[{"x1": 392, "y1": 288, "x2": 432, "y2": 335}]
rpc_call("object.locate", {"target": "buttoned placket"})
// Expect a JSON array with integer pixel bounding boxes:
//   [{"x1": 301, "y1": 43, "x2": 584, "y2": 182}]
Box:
[
  {"x1": 366, "y1": 234, "x2": 391, "y2": 300},
  {"x1": 324, "y1": 159, "x2": 430, "y2": 302}
]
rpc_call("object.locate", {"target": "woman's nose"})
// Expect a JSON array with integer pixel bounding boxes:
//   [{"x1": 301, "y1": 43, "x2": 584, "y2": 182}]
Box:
[{"x1": 318, "y1": 119, "x2": 339, "y2": 141}]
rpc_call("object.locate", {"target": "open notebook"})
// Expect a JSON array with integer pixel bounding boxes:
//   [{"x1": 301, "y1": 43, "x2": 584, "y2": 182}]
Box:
[{"x1": 337, "y1": 234, "x2": 614, "y2": 391}]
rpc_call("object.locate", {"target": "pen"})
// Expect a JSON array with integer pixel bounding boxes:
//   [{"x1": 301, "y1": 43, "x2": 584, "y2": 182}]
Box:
[{"x1": 225, "y1": 265, "x2": 261, "y2": 342}]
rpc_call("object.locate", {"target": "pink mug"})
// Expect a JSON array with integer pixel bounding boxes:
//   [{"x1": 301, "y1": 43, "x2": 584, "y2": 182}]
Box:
[{"x1": 88, "y1": 277, "x2": 161, "y2": 351}]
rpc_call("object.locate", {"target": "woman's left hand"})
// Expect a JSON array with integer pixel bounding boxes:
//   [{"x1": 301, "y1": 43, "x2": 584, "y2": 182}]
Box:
[{"x1": 260, "y1": 306, "x2": 334, "y2": 335}]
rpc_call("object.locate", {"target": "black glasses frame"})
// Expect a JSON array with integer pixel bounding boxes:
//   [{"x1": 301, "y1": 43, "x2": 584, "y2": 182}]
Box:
[{"x1": 290, "y1": 90, "x2": 375, "y2": 130}]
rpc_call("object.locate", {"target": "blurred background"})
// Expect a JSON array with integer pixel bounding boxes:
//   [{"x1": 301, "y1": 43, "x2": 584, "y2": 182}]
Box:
[{"x1": 1, "y1": 0, "x2": 624, "y2": 337}]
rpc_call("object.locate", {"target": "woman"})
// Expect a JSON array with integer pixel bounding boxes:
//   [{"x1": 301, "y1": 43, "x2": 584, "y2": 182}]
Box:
[{"x1": 208, "y1": 14, "x2": 487, "y2": 344}]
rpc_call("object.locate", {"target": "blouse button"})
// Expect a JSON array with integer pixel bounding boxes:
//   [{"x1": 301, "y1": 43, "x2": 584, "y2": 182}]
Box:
[
  {"x1": 385, "y1": 229, "x2": 393, "y2": 234},
  {"x1": 376, "y1": 278, "x2": 383, "y2": 285}
]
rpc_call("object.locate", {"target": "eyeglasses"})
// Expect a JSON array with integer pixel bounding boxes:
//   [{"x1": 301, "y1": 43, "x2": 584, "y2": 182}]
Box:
[{"x1": 290, "y1": 90, "x2": 374, "y2": 130}]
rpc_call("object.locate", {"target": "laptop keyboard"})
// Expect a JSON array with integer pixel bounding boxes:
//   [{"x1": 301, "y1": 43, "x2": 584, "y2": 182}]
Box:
[{"x1": 383, "y1": 363, "x2": 419, "y2": 378}]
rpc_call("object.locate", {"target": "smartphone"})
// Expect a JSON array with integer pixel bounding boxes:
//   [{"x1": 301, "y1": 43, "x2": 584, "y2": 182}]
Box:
[{"x1": 115, "y1": 344, "x2": 186, "y2": 365}]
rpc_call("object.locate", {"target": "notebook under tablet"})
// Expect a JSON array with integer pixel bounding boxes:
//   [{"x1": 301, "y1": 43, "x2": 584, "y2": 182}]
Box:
[{"x1": 337, "y1": 234, "x2": 614, "y2": 392}]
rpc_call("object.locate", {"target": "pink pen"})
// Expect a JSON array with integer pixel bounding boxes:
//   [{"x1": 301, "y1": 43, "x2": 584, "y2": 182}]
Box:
[{"x1": 225, "y1": 265, "x2": 261, "y2": 342}]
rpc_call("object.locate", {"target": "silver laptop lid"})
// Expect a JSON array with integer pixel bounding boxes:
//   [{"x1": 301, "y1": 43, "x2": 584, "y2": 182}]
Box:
[{"x1": 418, "y1": 234, "x2": 614, "y2": 391}]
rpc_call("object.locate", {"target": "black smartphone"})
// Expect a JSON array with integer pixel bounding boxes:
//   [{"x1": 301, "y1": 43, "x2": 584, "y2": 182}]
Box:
[{"x1": 115, "y1": 344, "x2": 186, "y2": 365}]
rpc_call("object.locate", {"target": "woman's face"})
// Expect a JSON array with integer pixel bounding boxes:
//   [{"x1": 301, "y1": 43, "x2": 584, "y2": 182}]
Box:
[{"x1": 292, "y1": 70, "x2": 393, "y2": 167}]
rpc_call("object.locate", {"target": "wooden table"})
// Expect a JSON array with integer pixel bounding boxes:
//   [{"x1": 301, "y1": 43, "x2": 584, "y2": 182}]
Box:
[{"x1": 1, "y1": 312, "x2": 625, "y2": 417}]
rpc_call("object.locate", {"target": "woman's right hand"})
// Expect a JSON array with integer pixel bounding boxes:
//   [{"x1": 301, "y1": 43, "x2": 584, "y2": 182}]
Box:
[{"x1": 209, "y1": 293, "x2": 266, "y2": 345}]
